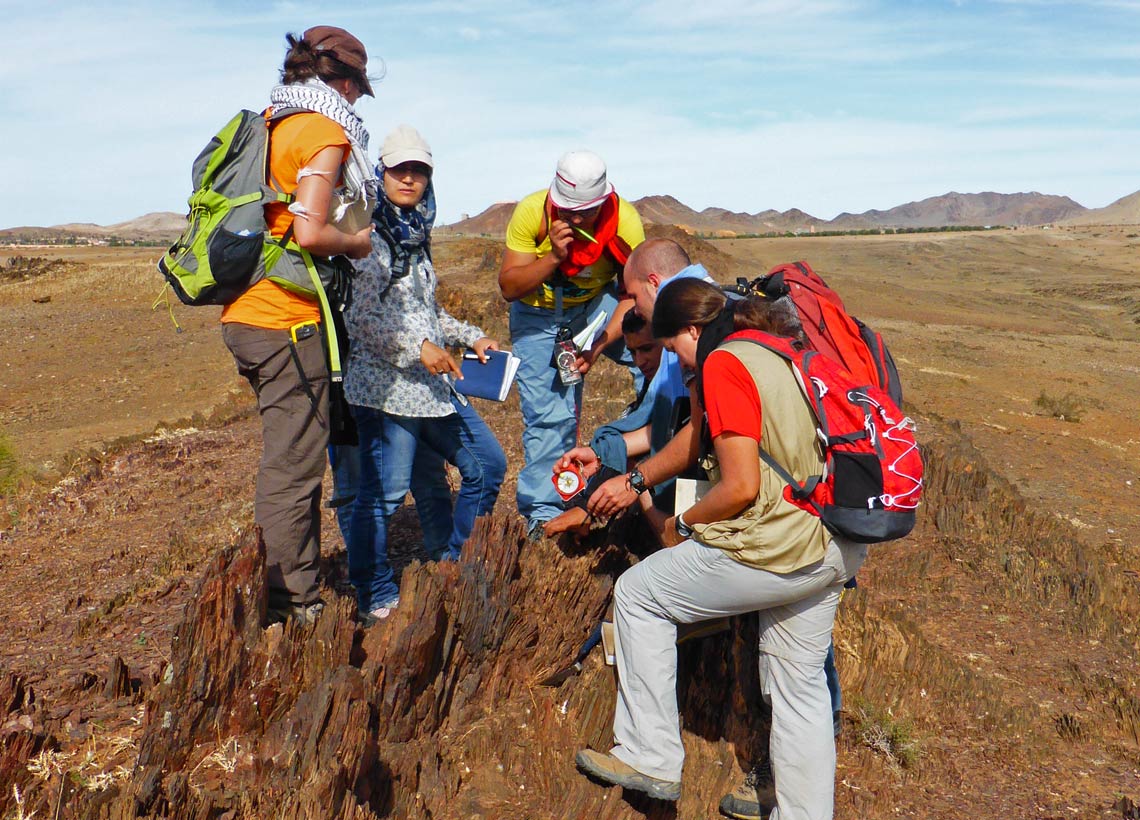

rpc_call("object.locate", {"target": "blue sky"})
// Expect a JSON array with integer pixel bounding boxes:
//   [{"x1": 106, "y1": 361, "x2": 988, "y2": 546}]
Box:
[{"x1": 4, "y1": 0, "x2": 1139, "y2": 228}]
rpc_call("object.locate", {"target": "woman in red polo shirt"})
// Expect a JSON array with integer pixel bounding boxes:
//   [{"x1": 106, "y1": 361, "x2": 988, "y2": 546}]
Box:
[{"x1": 575, "y1": 278, "x2": 866, "y2": 820}]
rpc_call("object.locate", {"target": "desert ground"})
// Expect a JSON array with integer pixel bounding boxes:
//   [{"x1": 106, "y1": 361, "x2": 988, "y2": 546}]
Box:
[{"x1": 0, "y1": 225, "x2": 1138, "y2": 818}]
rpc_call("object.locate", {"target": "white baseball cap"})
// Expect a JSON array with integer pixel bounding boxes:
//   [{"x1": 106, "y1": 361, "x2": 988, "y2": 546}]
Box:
[
  {"x1": 549, "y1": 150, "x2": 614, "y2": 210},
  {"x1": 380, "y1": 124, "x2": 433, "y2": 170}
]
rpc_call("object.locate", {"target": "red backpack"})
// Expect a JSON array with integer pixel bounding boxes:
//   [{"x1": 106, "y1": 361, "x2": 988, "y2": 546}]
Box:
[
  {"x1": 715, "y1": 329, "x2": 923, "y2": 543},
  {"x1": 730, "y1": 261, "x2": 904, "y2": 405}
]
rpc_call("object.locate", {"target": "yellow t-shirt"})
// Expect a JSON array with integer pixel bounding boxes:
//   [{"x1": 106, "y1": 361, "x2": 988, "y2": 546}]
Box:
[
  {"x1": 221, "y1": 113, "x2": 349, "y2": 330},
  {"x1": 505, "y1": 190, "x2": 645, "y2": 310}
]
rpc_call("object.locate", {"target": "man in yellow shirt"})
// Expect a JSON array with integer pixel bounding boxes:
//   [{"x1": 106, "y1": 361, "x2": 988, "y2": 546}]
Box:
[{"x1": 498, "y1": 150, "x2": 644, "y2": 534}]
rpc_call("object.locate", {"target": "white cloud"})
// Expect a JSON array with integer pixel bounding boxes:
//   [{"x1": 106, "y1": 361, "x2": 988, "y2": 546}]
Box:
[
  {"x1": 1018, "y1": 72, "x2": 1140, "y2": 92},
  {"x1": 426, "y1": 105, "x2": 1140, "y2": 222}
]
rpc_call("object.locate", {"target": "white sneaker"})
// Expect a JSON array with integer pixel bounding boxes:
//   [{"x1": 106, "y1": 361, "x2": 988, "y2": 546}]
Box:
[{"x1": 359, "y1": 597, "x2": 399, "y2": 626}]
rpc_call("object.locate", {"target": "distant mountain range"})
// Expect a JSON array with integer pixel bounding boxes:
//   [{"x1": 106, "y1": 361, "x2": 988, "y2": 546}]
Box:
[
  {"x1": 0, "y1": 212, "x2": 186, "y2": 244},
  {"x1": 3, "y1": 190, "x2": 1138, "y2": 243},
  {"x1": 440, "y1": 191, "x2": 1097, "y2": 237}
]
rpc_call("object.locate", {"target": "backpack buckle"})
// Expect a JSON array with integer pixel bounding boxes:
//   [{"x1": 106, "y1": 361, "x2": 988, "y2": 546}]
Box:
[{"x1": 290, "y1": 321, "x2": 319, "y2": 344}]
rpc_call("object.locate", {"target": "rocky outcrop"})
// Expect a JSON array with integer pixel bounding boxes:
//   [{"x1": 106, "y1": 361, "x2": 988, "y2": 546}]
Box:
[{"x1": 0, "y1": 505, "x2": 775, "y2": 819}]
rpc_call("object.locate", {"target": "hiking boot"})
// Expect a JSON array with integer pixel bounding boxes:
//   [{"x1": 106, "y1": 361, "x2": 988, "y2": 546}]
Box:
[
  {"x1": 575, "y1": 749, "x2": 680, "y2": 802},
  {"x1": 719, "y1": 760, "x2": 776, "y2": 820},
  {"x1": 266, "y1": 600, "x2": 324, "y2": 627},
  {"x1": 358, "y1": 596, "x2": 399, "y2": 627}
]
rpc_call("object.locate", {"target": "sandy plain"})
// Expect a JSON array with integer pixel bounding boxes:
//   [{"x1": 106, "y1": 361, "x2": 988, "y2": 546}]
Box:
[{"x1": 0, "y1": 225, "x2": 1138, "y2": 818}]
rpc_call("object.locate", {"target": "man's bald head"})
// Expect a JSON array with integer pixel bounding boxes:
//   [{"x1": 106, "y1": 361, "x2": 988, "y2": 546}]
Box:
[
  {"x1": 625, "y1": 238, "x2": 691, "y2": 284},
  {"x1": 623, "y1": 238, "x2": 692, "y2": 320}
]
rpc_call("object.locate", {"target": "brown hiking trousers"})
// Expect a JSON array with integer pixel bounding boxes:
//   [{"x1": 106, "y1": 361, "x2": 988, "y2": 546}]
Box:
[{"x1": 223, "y1": 322, "x2": 329, "y2": 608}]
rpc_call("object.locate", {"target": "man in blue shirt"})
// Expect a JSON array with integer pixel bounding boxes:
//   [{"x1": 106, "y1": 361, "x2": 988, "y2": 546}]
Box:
[
  {"x1": 552, "y1": 238, "x2": 713, "y2": 517},
  {"x1": 544, "y1": 309, "x2": 662, "y2": 537}
]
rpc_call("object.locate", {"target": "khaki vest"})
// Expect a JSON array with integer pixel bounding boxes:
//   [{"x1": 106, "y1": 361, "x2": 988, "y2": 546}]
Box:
[{"x1": 694, "y1": 339, "x2": 830, "y2": 573}]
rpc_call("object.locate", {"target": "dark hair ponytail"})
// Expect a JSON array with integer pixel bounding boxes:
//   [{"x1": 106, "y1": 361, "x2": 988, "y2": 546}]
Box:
[
  {"x1": 651, "y1": 278, "x2": 727, "y2": 339},
  {"x1": 281, "y1": 32, "x2": 368, "y2": 89},
  {"x1": 732, "y1": 294, "x2": 804, "y2": 340},
  {"x1": 654, "y1": 281, "x2": 808, "y2": 413}
]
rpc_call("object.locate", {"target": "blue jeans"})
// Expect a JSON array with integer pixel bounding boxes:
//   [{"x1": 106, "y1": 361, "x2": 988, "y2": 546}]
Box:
[
  {"x1": 510, "y1": 285, "x2": 637, "y2": 526},
  {"x1": 329, "y1": 443, "x2": 360, "y2": 546},
  {"x1": 347, "y1": 396, "x2": 506, "y2": 612},
  {"x1": 825, "y1": 642, "x2": 842, "y2": 715},
  {"x1": 330, "y1": 443, "x2": 449, "y2": 554}
]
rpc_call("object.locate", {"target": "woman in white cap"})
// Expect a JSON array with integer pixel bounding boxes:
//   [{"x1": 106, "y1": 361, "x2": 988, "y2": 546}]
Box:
[
  {"x1": 343, "y1": 125, "x2": 507, "y2": 625},
  {"x1": 221, "y1": 26, "x2": 377, "y2": 626},
  {"x1": 498, "y1": 150, "x2": 645, "y2": 537}
]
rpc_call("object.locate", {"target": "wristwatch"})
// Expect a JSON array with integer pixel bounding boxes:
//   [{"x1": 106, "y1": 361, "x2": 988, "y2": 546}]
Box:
[
  {"x1": 628, "y1": 467, "x2": 649, "y2": 495},
  {"x1": 675, "y1": 512, "x2": 694, "y2": 539}
]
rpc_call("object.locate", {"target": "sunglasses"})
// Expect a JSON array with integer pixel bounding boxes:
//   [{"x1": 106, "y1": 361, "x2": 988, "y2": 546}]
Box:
[{"x1": 556, "y1": 204, "x2": 601, "y2": 221}]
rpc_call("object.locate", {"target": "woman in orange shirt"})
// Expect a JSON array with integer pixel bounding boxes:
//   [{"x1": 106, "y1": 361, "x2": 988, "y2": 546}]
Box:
[{"x1": 220, "y1": 26, "x2": 375, "y2": 626}]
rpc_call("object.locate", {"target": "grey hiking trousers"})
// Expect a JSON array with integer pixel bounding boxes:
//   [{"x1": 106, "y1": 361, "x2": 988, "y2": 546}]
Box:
[
  {"x1": 223, "y1": 322, "x2": 328, "y2": 609},
  {"x1": 610, "y1": 536, "x2": 866, "y2": 820}
]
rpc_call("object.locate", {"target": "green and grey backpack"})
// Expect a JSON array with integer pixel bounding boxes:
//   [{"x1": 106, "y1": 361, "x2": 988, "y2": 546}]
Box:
[
  {"x1": 158, "y1": 108, "x2": 303, "y2": 306},
  {"x1": 157, "y1": 107, "x2": 345, "y2": 378}
]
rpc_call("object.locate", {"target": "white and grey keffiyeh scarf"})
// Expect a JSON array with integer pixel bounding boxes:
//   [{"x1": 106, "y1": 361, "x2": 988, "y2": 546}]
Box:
[{"x1": 270, "y1": 78, "x2": 376, "y2": 227}]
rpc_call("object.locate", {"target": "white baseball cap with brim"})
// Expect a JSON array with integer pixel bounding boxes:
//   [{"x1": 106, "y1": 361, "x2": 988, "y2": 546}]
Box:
[
  {"x1": 549, "y1": 150, "x2": 614, "y2": 210},
  {"x1": 380, "y1": 124, "x2": 434, "y2": 170}
]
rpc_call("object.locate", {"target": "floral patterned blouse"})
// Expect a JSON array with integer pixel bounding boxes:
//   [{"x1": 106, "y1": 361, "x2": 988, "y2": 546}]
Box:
[{"x1": 344, "y1": 233, "x2": 484, "y2": 417}]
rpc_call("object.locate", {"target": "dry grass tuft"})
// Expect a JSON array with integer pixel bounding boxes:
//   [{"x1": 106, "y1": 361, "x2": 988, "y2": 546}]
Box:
[
  {"x1": 1053, "y1": 712, "x2": 1084, "y2": 740},
  {"x1": 25, "y1": 749, "x2": 71, "y2": 782},
  {"x1": 186, "y1": 735, "x2": 246, "y2": 792},
  {"x1": 853, "y1": 700, "x2": 921, "y2": 770},
  {"x1": 203, "y1": 737, "x2": 241, "y2": 774},
  {"x1": 5, "y1": 784, "x2": 35, "y2": 820},
  {"x1": 25, "y1": 726, "x2": 138, "y2": 795},
  {"x1": 1033, "y1": 391, "x2": 1083, "y2": 422}
]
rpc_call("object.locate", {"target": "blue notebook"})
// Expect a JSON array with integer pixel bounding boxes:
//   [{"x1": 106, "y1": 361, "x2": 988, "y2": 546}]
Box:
[{"x1": 454, "y1": 349, "x2": 521, "y2": 401}]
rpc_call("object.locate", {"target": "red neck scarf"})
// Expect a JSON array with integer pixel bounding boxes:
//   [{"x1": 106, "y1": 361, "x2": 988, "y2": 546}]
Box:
[{"x1": 546, "y1": 193, "x2": 630, "y2": 277}]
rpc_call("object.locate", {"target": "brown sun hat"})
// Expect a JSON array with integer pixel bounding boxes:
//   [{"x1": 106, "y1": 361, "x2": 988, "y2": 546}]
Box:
[{"x1": 302, "y1": 25, "x2": 374, "y2": 97}]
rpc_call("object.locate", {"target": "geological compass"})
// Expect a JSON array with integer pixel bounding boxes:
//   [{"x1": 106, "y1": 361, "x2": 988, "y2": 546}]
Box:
[{"x1": 553, "y1": 463, "x2": 585, "y2": 501}]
